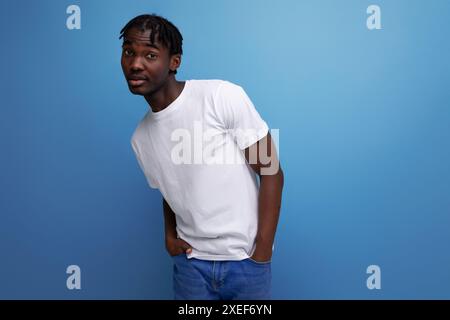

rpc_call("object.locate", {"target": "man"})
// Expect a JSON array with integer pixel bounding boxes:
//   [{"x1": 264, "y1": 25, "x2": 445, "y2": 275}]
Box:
[{"x1": 121, "y1": 14, "x2": 284, "y2": 300}]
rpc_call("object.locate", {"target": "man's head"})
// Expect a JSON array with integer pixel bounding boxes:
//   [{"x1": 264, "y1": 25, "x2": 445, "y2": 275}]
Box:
[{"x1": 119, "y1": 14, "x2": 183, "y2": 96}]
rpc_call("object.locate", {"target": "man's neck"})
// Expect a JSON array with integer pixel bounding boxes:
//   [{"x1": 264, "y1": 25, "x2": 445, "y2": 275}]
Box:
[{"x1": 144, "y1": 78, "x2": 185, "y2": 113}]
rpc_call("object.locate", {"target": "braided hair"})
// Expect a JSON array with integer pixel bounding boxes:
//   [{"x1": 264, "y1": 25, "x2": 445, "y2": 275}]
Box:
[{"x1": 119, "y1": 14, "x2": 183, "y2": 74}]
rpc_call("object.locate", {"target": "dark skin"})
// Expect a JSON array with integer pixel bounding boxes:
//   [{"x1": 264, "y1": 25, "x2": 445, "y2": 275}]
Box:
[
  {"x1": 120, "y1": 27, "x2": 184, "y2": 112},
  {"x1": 244, "y1": 133, "x2": 284, "y2": 262},
  {"x1": 122, "y1": 28, "x2": 284, "y2": 262}
]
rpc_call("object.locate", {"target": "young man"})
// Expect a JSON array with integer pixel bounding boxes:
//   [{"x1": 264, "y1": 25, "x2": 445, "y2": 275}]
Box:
[{"x1": 121, "y1": 14, "x2": 284, "y2": 300}]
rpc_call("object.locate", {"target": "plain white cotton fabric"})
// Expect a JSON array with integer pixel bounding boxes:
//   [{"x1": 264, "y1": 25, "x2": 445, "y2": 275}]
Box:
[{"x1": 131, "y1": 79, "x2": 269, "y2": 261}]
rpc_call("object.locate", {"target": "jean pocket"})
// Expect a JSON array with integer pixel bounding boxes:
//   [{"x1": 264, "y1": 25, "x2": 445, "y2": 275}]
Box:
[
  {"x1": 171, "y1": 252, "x2": 186, "y2": 258},
  {"x1": 246, "y1": 257, "x2": 271, "y2": 265}
]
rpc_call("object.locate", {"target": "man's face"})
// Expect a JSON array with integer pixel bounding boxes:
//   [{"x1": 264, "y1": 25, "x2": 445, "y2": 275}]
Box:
[{"x1": 121, "y1": 28, "x2": 179, "y2": 96}]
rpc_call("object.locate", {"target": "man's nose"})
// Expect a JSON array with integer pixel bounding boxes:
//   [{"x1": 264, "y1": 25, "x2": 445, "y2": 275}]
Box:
[{"x1": 130, "y1": 57, "x2": 144, "y2": 71}]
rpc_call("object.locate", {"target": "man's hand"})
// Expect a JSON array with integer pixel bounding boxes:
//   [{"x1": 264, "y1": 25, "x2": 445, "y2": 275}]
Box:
[
  {"x1": 165, "y1": 236, "x2": 193, "y2": 257},
  {"x1": 250, "y1": 253, "x2": 272, "y2": 263},
  {"x1": 250, "y1": 240, "x2": 273, "y2": 262}
]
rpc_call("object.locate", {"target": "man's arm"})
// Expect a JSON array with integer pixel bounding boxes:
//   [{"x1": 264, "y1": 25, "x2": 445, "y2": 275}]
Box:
[
  {"x1": 163, "y1": 198, "x2": 192, "y2": 256},
  {"x1": 244, "y1": 132, "x2": 284, "y2": 262}
]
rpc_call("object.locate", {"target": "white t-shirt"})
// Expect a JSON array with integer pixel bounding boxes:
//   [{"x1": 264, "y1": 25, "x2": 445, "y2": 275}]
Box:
[{"x1": 130, "y1": 79, "x2": 269, "y2": 261}]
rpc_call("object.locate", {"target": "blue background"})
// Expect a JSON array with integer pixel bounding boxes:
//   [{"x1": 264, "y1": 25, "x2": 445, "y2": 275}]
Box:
[{"x1": 1, "y1": 0, "x2": 449, "y2": 299}]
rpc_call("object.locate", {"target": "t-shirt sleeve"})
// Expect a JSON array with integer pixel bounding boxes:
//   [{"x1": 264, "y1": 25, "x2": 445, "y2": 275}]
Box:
[
  {"x1": 213, "y1": 81, "x2": 269, "y2": 150},
  {"x1": 131, "y1": 139, "x2": 158, "y2": 189}
]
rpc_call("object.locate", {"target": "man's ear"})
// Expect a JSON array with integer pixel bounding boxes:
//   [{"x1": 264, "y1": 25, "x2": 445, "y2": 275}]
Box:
[{"x1": 169, "y1": 54, "x2": 182, "y2": 73}]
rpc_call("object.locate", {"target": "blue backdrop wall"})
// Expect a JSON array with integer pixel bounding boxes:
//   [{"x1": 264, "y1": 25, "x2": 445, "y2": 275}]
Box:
[{"x1": 1, "y1": 0, "x2": 449, "y2": 299}]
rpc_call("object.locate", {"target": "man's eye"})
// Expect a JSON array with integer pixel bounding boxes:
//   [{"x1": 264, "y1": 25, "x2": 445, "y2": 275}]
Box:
[
  {"x1": 147, "y1": 53, "x2": 157, "y2": 60},
  {"x1": 123, "y1": 49, "x2": 133, "y2": 56}
]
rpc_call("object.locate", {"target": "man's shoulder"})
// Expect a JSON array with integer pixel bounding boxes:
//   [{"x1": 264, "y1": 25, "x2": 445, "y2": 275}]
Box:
[
  {"x1": 188, "y1": 80, "x2": 247, "y2": 108},
  {"x1": 188, "y1": 79, "x2": 241, "y2": 95}
]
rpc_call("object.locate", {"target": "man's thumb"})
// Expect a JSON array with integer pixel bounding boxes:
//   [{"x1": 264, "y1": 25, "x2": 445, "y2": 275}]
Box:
[{"x1": 178, "y1": 239, "x2": 192, "y2": 253}]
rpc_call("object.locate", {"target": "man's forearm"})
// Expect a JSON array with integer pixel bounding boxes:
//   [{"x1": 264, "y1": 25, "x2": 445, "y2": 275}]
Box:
[
  {"x1": 163, "y1": 198, "x2": 178, "y2": 240},
  {"x1": 253, "y1": 169, "x2": 284, "y2": 259}
]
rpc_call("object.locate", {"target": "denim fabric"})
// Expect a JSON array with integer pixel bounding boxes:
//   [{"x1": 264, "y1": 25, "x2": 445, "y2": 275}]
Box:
[{"x1": 172, "y1": 253, "x2": 271, "y2": 300}]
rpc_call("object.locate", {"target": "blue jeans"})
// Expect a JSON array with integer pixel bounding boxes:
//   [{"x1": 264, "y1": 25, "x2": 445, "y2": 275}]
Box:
[{"x1": 172, "y1": 253, "x2": 271, "y2": 300}]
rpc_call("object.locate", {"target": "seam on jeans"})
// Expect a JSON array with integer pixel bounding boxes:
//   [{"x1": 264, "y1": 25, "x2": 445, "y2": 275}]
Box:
[{"x1": 212, "y1": 261, "x2": 216, "y2": 290}]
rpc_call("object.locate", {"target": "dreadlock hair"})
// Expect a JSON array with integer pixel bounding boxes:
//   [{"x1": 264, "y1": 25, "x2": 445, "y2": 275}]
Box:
[{"x1": 119, "y1": 14, "x2": 183, "y2": 75}]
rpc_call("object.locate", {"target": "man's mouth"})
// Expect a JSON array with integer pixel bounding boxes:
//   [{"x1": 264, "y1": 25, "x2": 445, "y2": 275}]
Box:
[{"x1": 127, "y1": 76, "x2": 148, "y2": 87}]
